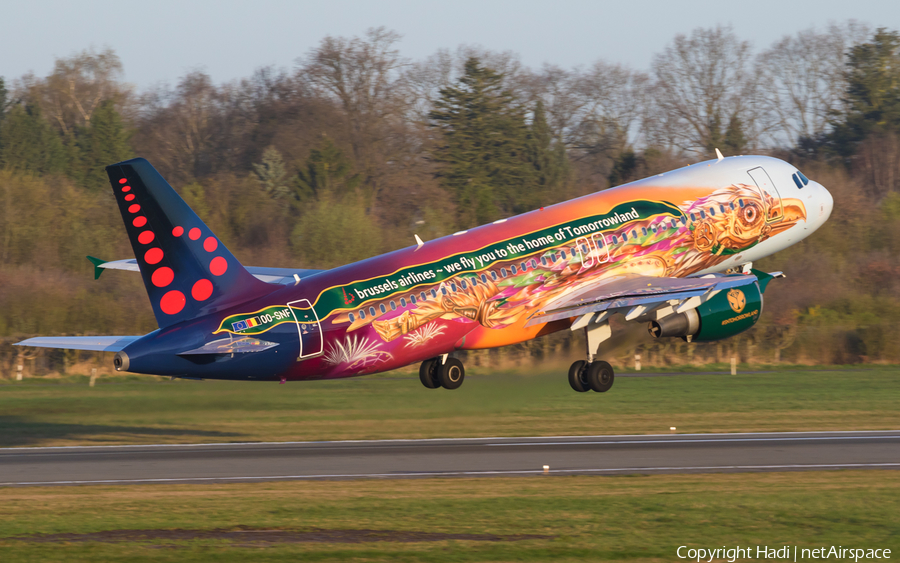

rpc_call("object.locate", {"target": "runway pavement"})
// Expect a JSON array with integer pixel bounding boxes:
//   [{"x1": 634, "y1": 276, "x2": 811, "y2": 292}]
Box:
[{"x1": 1, "y1": 431, "x2": 899, "y2": 486}]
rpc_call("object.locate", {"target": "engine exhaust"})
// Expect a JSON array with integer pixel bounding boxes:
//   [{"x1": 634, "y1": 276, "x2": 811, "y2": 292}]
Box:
[{"x1": 648, "y1": 309, "x2": 700, "y2": 339}]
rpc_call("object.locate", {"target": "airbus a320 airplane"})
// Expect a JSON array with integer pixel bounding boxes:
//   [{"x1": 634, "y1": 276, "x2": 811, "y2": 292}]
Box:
[{"x1": 17, "y1": 153, "x2": 833, "y2": 393}]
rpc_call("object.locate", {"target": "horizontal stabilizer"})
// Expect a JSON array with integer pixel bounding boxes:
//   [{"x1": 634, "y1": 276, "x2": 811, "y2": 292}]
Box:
[
  {"x1": 15, "y1": 336, "x2": 142, "y2": 352},
  {"x1": 90, "y1": 257, "x2": 325, "y2": 285},
  {"x1": 177, "y1": 337, "x2": 279, "y2": 355}
]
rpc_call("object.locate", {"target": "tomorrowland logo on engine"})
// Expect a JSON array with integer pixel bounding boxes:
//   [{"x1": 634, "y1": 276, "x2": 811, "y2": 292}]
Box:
[{"x1": 727, "y1": 288, "x2": 746, "y2": 313}]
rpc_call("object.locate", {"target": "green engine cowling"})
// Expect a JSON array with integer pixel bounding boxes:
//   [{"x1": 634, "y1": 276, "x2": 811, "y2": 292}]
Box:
[
  {"x1": 648, "y1": 270, "x2": 775, "y2": 342},
  {"x1": 693, "y1": 282, "x2": 762, "y2": 341}
]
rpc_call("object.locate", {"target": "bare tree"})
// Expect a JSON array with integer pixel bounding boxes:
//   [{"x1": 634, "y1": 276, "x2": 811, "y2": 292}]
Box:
[
  {"x1": 649, "y1": 26, "x2": 757, "y2": 155},
  {"x1": 37, "y1": 47, "x2": 129, "y2": 136},
  {"x1": 756, "y1": 21, "x2": 870, "y2": 146}
]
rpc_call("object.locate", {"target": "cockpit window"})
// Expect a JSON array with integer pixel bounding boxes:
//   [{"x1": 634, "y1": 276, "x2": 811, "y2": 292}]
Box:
[
  {"x1": 798, "y1": 171, "x2": 810, "y2": 185},
  {"x1": 792, "y1": 173, "x2": 803, "y2": 190}
]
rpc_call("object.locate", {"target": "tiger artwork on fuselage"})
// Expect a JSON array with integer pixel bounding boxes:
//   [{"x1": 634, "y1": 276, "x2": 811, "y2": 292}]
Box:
[{"x1": 214, "y1": 181, "x2": 806, "y2": 377}]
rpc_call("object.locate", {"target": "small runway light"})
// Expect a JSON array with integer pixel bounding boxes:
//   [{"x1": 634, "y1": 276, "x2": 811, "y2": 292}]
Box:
[
  {"x1": 543, "y1": 465, "x2": 550, "y2": 474},
  {"x1": 670, "y1": 427, "x2": 676, "y2": 433}
]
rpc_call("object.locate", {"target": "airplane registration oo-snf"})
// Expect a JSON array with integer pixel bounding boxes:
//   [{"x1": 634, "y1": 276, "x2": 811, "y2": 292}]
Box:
[{"x1": 17, "y1": 152, "x2": 833, "y2": 393}]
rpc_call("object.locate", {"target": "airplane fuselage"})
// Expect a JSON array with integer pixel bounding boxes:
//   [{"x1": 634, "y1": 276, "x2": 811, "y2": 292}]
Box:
[{"x1": 118, "y1": 155, "x2": 833, "y2": 381}]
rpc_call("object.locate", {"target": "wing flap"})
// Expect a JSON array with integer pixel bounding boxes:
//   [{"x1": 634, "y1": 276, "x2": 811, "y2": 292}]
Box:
[{"x1": 14, "y1": 336, "x2": 142, "y2": 352}]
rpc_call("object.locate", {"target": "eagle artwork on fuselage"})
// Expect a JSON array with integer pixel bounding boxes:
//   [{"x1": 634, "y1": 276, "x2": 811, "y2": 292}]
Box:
[{"x1": 17, "y1": 154, "x2": 833, "y2": 393}]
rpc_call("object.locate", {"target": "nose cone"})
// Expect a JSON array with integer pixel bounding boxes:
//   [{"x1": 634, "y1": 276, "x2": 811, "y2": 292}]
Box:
[{"x1": 813, "y1": 181, "x2": 833, "y2": 229}]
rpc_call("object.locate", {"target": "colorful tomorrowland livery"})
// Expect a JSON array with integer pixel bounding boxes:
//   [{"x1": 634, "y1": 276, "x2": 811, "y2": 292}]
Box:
[{"x1": 18, "y1": 153, "x2": 833, "y2": 393}]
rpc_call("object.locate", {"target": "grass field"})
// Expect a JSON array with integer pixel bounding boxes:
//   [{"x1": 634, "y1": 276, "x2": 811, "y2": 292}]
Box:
[
  {"x1": 0, "y1": 471, "x2": 897, "y2": 562},
  {"x1": 0, "y1": 366, "x2": 898, "y2": 447}
]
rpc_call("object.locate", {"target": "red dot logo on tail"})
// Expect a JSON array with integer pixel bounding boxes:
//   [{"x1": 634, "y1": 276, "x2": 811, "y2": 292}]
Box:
[
  {"x1": 133, "y1": 216, "x2": 147, "y2": 228},
  {"x1": 128, "y1": 204, "x2": 141, "y2": 214},
  {"x1": 210, "y1": 256, "x2": 228, "y2": 276},
  {"x1": 160, "y1": 290, "x2": 185, "y2": 315},
  {"x1": 189, "y1": 228, "x2": 201, "y2": 240},
  {"x1": 203, "y1": 237, "x2": 218, "y2": 252},
  {"x1": 152, "y1": 267, "x2": 174, "y2": 288},
  {"x1": 144, "y1": 248, "x2": 164, "y2": 265},
  {"x1": 118, "y1": 178, "x2": 127, "y2": 184},
  {"x1": 138, "y1": 231, "x2": 155, "y2": 245},
  {"x1": 172, "y1": 226, "x2": 184, "y2": 237},
  {"x1": 192, "y1": 279, "x2": 213, "y2": 301}
]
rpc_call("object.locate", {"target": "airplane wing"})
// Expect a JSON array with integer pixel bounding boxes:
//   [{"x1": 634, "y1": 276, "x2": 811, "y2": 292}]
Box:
[
  {"x1": 88, "y1": 257, "x2": 324, "y2": 285},
  {"x1": 525, "y1": 270, "x2": 779, "y2": 328},
  {"x1": 14, "y1": 336, "x2": 142, "y2": 352}
]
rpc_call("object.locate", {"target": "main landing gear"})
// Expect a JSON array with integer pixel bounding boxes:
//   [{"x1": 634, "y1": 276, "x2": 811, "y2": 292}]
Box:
[
  {"x1": 568, "y1": 360, "x2": 614, "y2": 393},
  {"x1": 419, "y1": 356, "x2": 465, "y2": 390}
]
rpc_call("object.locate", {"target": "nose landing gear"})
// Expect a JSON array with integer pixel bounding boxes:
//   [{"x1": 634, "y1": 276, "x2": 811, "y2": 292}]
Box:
[{"x1": 419, "y1": 356, "x2": 465, "y2": 390}]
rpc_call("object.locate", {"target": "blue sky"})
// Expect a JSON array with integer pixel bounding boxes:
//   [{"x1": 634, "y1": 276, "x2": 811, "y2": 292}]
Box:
[{"x1": 3, "y1": 0, "x2": 898, "y2": 88}]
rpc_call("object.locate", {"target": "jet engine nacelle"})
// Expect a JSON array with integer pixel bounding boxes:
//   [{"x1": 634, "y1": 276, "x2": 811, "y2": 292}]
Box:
[{"x1": 648, "y1": 283, "x2": 762, "y2": 342}]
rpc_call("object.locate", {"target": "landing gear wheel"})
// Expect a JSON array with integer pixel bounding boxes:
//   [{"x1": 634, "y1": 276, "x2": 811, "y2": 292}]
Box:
[
  {"x1": 419, "y1": 359, "x2": 440, "y2": 389},
  {"x1": 586, "y1": 361, "x2": 614, "y2": 393},
  {"x1": 439, "y1": 357, "x2": 465, "y2": 390},
  {"x1": 568, "y1": 360, "x2": 589, "y2": 392}
]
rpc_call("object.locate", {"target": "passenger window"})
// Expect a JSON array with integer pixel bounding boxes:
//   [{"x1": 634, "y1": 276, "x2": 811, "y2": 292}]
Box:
[
  {"x1": 730, "y1": 202, "x2": 736, "y2": 210},
  {"x1": 481, "y1": 274, "x2": 488, "y2": 283},
  {"x1": 349, "y1": 313, "x2": 356, "y2": 323},
  {"x1": 612, "y1": 235, "x2": 619, "y2": 244},
  {"x1": 651, "y1": 225, "x2": 657, "y2": 233},
  {"x1": 621, "y1": 231, "x2": 628, "y2": 241},
  {"x1": 520, "y1": 262, "x2": 527, "y2": 271},
  {"x1": 671, "y1": 220, "x2": 677, "y2": 229},
  {"x1": 470, "y1": 277, "x2": 477, "y2": 287},
  {"x1": 460, "y1": 279, "x2": 467, "y2": 289},
  {"x1": 680, "y1": 217, "x2": 687, "y2": 225},
  {"x1": 400, "y1": 298, "x2": 407, "y2": 307},
  {"x1": 699, "y1": 210, "x2": 706, "y2": 219},
  {"x1": 719, "y1": 205, "x2": 725, "y2": 214},
  {"x1": 359, "y1": 310, "x2": 366, "y2": 320},
  {"x1": 540, "y1": 256, "x2": 548, "y2": 266},
  {"x1": 491, "y1": 271, "x2": 498, "y2": 281},
  {"x1": 631, "y1": 229, "x2": 637, "y2": 238},
  {"x1": 511, "y1": 265, "x2": 518, "y2": 275},
  {"x1": 390, "y1": 301, "x2": 397, "y2": 311},
  {"x1": 531, "y1": 259, "x2": 537, "y2": 268},
  {"x1": 560, "y1": 250, "x2": 568, "y2": 259},
  {"x1": 418, "y1": 292, "x2": 426, "y2": 301},
  {"x1": 430, "y1": 289, "x2": 437, "y2": 298},
  {"x1": 441, "y1": 286, "x2": 448, "y2": 295},
  {"x1": 641, "y1": 227, "x2": 648, "y2": 236},
  {"x1": 380, "y1": 304, "x2": 387, "y2": 313},
  {"x1": 410, "y1": 295, "x2": 417, "y2": 304},
  {"x1": 690, "y1": 213, "x2": 697, "y2": 222},
  {"x1": 450, "y1": 282, "x2": 457, "y2": 292},
  {"x1": 369, "y1": 307, "x2": 376, "y2": 316},
  {"x1": 709, "y1": 207, "x2": 715, "y2": 216},
  {"x1": 738, "y1": 199, "x2": 745, "y2": 208},
  {"x1": 501, "y1": 268, "x2": 508, "y2": 277}
]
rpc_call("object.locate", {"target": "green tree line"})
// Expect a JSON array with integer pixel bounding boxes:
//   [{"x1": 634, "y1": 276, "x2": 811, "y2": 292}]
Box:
[{"x1": 2, "y1": 25, "x2": 900, "y2": 365}]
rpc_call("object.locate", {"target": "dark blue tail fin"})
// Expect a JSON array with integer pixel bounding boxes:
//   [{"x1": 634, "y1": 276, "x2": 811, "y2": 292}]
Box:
[{"x1": 106, "y1": 158, "x2": 274, "y2": 328}]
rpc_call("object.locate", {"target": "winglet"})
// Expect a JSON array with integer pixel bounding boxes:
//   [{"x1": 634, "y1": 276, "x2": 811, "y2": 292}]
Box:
[
  {"x1": 715, "y1": 148, "x2": 724, "y2": 162},
  {"x1": 87, "y1": 256, "x2": 107, "y2": 280},
  {"x1": 414, "y1": 234, "x2": 424, "y2": 249}
]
